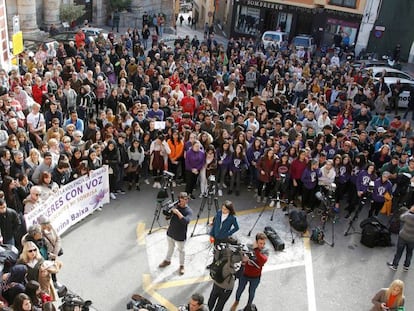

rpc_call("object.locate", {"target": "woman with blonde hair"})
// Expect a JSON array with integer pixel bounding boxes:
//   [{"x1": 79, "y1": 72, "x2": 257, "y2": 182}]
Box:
[
  {"x1": 17, "y1": 242, "x2": 44, "y2": 282},
  {"x1": 370, "y1": 279, "x2": 405, "y2": 311},
  {"x1": 25, "y1": 148, "x2": 42, "y2": 179},
  {"x1": 6, "y1": 134, "x2": 22, "y2": 156}
]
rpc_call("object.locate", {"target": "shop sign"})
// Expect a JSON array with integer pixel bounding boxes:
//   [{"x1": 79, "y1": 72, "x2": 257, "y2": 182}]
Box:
[{"x1": 245, "y1": 0, "x2": 284, "y2": 10}]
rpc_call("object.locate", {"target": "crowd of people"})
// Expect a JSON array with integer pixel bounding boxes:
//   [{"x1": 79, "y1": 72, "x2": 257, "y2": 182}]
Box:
[{"x1": 0, "y1": 15, "x2": 413, "y2": 308}]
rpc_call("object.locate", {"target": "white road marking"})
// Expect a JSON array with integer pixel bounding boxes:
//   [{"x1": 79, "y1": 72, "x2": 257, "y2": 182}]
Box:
[{"x1": 304, "y1": 237, "x2": 317, "y2": 311}]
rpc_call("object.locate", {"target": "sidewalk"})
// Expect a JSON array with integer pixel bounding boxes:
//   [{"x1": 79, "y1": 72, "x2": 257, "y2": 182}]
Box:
[{"x1": 99, "y1": 11, "x2": 228, "y2": 48}]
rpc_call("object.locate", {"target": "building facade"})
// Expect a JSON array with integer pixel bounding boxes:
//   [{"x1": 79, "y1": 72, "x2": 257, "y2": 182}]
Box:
[
  {"x1": 0, "y1": 0, "x2": 11, "y2": 71},
  {"x1": 224, "y1": 0, "x2": 366, "y2": 47},
  {"x1": 364, "y1": 0, "x2": 414, "y2": 62}
]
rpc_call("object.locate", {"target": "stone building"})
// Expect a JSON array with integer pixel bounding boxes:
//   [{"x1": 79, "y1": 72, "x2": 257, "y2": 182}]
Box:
[{"x1": 5, "y1": 0, "x2": 174, "y2": 38}]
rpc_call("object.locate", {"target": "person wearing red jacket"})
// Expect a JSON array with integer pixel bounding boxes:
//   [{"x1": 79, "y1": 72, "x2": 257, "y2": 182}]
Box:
[
  {"x1": 180, "y1": 90, "x2": 196, "y2": 117},
  {"x1": 230, "y1": 232, "x2": 268, "y2": 311},
  {"x1": 289, "y1": 149, "x2": 308, "y2": 206},
  {"x1": 75, "y1": 29, "x2": 86, "y2": 48},
  {"x1": 31, "y1": 76, "x2": 47, "y2": 105},
  {"x1": 256, "y1": 148, "x2": 276, "y2": 204}
]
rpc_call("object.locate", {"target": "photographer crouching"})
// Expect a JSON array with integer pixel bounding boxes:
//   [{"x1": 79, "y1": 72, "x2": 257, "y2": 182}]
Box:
[{"x1": 158, "y1": 192, "x2": 192, "y2": 275}]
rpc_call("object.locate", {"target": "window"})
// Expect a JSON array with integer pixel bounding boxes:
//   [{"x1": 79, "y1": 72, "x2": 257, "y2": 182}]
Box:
[
  {"x1": 234, "y1": 5, "x2": 261, "y2": 36},
  {"x1": 329, "y1": 0, "x2": 357, "y2": 8}
]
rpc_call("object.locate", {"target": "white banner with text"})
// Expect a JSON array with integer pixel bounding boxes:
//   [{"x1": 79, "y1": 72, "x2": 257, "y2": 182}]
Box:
[{"x1": 24, "y1": 166, "x2": 110, "y2": 234}]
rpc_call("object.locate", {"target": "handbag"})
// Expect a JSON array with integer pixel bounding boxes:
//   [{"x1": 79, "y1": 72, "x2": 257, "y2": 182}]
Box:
[{"x1": 126, "y1": 160, "x2": 139, "y2": 174}]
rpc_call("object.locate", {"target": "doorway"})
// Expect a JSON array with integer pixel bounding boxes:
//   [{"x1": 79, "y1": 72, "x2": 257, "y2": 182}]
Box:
[{"x1": 295, "y1": 12, "x2": 312, "y2": 35}]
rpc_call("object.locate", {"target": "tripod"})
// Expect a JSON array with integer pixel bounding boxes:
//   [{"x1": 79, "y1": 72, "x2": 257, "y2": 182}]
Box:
[
  {"x1": 149, "y1": 172, "x2": 176, "y2": 234},
  {"x1": 191, "y1": 180, "x2": 220, "y2": 237},
  {"x1": 344, "y1": 193, "x2": 371, "y2": 236},
  {"x1": 312, "y1": 188, "x2": 336, "y2": 247},
  {"x1": 319, "y1": 208, "x2": 335, "y2": 247},
  {"x1": 270, "y1": 191, "x2": 289, "y2": 221}
]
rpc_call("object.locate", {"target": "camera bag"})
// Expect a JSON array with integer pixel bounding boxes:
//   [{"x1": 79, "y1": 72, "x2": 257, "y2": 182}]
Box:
[
  {"x1": 264, "y1": 226, "x2": 285, "y2": 251},
  {"x1": 289, "y1": 210, "x2": 308, "y2": 233},
  {"x1": 360, "y1": 216, "x2": 391, "y2": 248}
]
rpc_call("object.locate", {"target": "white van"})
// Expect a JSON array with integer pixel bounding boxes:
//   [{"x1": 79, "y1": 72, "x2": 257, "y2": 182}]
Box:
[{"x1": 261, "y1": 31, "x2": 288, "y2": 50}]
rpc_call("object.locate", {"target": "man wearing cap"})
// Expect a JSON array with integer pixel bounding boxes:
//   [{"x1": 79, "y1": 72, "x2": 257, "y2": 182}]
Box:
[
  {"x1": 159, "y1": 192, "x2": 192, "y2": 275},
  {"x1": 369, "y1": 171, "x2": 393, "y2": 217}
]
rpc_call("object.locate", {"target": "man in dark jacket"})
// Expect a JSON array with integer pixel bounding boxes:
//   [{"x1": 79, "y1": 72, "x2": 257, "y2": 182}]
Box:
[
  {"x1": 0, "y1": 199, "x2": 21, "y2": 246},
  {"x1": 387, "y1": 204, "x2": 414, "y2": 271},
  {"x1": 116, "y1": 133, "x2": 129, "y2": 194},
  {"x1": 158, "y1": 192, "x2": 192, "y2": 275}
]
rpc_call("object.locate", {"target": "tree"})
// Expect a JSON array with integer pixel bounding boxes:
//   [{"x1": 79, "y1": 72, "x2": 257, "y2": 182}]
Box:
[{"x1": 59, "y1": 4, "x2": 86, "y2": 23}]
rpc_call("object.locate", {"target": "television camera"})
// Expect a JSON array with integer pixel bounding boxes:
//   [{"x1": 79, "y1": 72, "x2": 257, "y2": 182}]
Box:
[
  {"x1": 311, "y1": 182, "x2": 337, "y2": 247},
  {"x1": 207, "y1": 175, "x2": 217, "y2": 194},
  {"x1": 161, "y1": 199, "x2": 179, "y2": 218},
  {"x1": 215, "y1": 240, "x2": 259, "y2": 268},
  {"x1": 150, "y1": 171, "x2": 177, "y2": 234},
  {"x1": 59, "y1": 293, "x2": 93, "y2": 311},
  {"x1": 315, "y1": 182, "x2": 336, "y2": 214},
  {"x1": 126, "y1": 294, "x2": 167, "y2": 311}
]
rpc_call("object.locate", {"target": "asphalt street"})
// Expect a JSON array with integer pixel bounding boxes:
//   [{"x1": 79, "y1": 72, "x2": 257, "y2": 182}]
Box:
[{"x1": 57, "y1": 181, "x2": 412, "y2": 311}]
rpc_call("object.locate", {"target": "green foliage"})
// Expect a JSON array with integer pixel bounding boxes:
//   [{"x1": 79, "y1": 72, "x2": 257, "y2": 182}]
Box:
[
  {"x1": 109, "y1": 0, "x2": 132, "y2": 11},
  {"x1": 59, "y1": 4, "x2": 86, "y2": 22}
]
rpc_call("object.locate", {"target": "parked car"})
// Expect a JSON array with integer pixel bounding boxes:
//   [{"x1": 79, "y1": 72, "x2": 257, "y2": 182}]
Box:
[
  {"x1": 362, "y1": 66, "x2": 413, "y2": 81},
  {"x1": 382, "y1": 77, "x2": 414, "y2": 108},
  {"x1": 261, "y1": 31, "x2": 288, "y2": 50},
  {"x1": 352, "y1": 60, "x2": 391, "y2": 70},
  {"x1": 50, "y1": 31, "x2": 77, "y2": 46},
  {"x1": 80, "y1": 27, "x2": 108, "y2": 40},
  {"x1": 292, "y1": 34, "x2": 316, "y2": 55},
  {"x1": 50, "y1": 30, "x2": 98, "y2": 48}
]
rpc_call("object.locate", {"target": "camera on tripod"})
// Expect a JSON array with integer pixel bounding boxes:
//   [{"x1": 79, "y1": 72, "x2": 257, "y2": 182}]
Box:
[
  {"x1": 163, "y1": 170, "x2": 175, "y2": 179},
  {"x1": 360, "y1": 181, "x2": 375, "y2": 205},
  {"x1": 315, "y1": 183, "x2": 336, "y2": 210},
  {"x1": 207, "y1": 175, "x2": 217, "y2": 194},
  {"x1": 161, "y1": 199, "x2": 179, "y2": 217}
]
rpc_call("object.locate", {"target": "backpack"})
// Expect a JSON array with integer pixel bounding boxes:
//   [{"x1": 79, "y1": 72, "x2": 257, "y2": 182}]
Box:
[
  {"x1": 310, "y1": 227, "x2": 325, "y2": 245},
  {"x1": 289, "y1": 210, "x2": 308, "y2": 233},
  {"x1": 360, "y1": 217, "x2": 392, "y2": 248},
  {"x1": 209, "y1": 253, "x2": 228, "y2": 283}
]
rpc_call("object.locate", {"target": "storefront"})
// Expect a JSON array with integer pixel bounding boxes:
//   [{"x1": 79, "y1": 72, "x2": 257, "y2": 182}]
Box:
[{"x1": 227, "y1": 0, "x2": 362, "y2": 47}]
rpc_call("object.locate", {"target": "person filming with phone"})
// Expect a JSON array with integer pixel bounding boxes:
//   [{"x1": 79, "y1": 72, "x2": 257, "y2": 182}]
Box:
[{"x1": 370, "y1": 279, "x2": 405, "y2": 311}]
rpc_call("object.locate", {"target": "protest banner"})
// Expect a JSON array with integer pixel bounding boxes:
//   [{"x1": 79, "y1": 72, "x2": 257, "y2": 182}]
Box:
[{"x1": 24, "y1": 166, "x2": 110, "y2": 235}]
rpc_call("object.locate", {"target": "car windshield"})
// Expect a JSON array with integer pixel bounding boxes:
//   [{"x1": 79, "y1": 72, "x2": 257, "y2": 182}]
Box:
[
  {"x1": 293, "y1": 37, "x2": 309, "y2": 47},
  {"x1": 264, "y1": 34, "x2": 281, "y2": 41}
]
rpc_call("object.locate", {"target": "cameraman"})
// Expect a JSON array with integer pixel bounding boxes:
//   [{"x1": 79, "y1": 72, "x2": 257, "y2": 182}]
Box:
[
  {"x1": 178, "y1": 293, "x2": 208, "y2": 311},
  {"x1": 207, "y1": 243, "x2": 243, "y2": 311},
  {"x1": 230, "y1": 232, "x2": 268, "y2": 311},
  {"x1": 158, "y1": 192, "x2": 192, "y2": 275}
]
